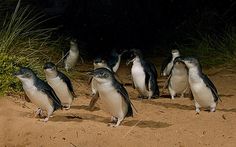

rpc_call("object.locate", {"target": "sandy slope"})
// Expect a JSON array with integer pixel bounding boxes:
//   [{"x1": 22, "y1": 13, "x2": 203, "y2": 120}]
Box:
[{"x1": 0, "y1": 63, "x2": 236, "y2": 147}]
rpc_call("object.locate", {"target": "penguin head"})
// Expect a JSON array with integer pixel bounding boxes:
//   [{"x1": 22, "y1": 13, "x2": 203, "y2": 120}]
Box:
[
  {"x1": 70, "y1": 39, "x2": 78, "y2": 51},
  {"x1": 44, "y1": 62, "x2": 58, "y2": 76},
  {"x1": 70, "y1": 39, "x2": 78, "y2": 45},
  {"x1": 90, "y1": 68, "x2": 113, "y2": 83},
  {"x1": 179, "y1": 57, "x2": 200, "y2": 69},
  {"x1": 14, "y1": 67, "x2": 36, "y2": 82},
  {"x1": 171, "y1": 49, "x2": 180, "y2": 58},
  {"x1": 126, "y1": 49, "x2": 142, "y2": 65},
  {"x1": 173, "y1": 57, "x2": 186, "y2": 68},
  {"x1": 93, "y1": 56, "x2": 108, "y2": 69}
]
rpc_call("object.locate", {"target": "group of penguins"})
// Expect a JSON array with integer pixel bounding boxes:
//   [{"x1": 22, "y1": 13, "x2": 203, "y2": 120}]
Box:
[{"x1": 14, "y1": 40, "x2": 220, "y2": 127}]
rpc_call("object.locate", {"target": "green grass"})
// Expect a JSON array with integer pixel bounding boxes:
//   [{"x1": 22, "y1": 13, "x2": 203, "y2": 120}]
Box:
[{"x1": 0, "y1": 0, "x2": 60, "y2": 95}]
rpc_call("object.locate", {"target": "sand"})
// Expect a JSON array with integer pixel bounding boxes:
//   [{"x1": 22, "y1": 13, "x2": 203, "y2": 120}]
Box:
[{"x1": 0, "y1": 62, "x2": 236, "y2": 147}]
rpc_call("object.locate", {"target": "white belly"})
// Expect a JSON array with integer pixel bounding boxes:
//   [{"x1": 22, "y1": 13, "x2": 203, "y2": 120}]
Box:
[
  {"x1": 24, "y1": 87, "x2": 54, "y2": 112},
  {"x1": 65, "y1": 50, "x2": 79, "y2": 68},
  {"x1": 190, "y1": 78, "x2": 215, "y2": 108},
  {"x1": 97, "y1": 82, "x2": 127, "y2": 119},
  {"x1": 131, "y1": 62, "x2": 149, "y2": 96},
  {"x1": 169, "y1": 68, "x2": 188, "y2": 94},
  {"x1": 46, "y1": 77, "x2": 73, "y2": 106}
]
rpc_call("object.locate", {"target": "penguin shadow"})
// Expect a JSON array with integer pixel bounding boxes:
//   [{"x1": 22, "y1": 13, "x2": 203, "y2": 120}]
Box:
[
  {"x1": 218, "y1": 108, "x2": 236, "y2": 113},
  {"x1": 70, "y1": 105, "x2": 100, "y2": 111},
  {"x1": 218, "y1": 94, "x2": 234, "y2": 97},
  {"x1": 142, "y1": 99, "x2": 195, "y2": 110},
  {"x1": 122, "y1": 120, "x2": 172, "y2": 129},
  {"x1": 50, "y1": 113, "x2": 108, "y2": 123}
]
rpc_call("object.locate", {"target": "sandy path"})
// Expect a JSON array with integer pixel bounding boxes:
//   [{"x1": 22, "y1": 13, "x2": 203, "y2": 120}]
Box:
[{"x1": 0, "y1": 63, "x2": 236, "y2": 147}]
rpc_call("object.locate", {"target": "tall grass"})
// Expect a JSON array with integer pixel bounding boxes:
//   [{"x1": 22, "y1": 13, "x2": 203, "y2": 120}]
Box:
[
  {"x1": 0, "y1": 0, "x2": 59, "y2": 95},
  {"x1": 178, "y1": 26, "x2": 236, "y2": 67}
]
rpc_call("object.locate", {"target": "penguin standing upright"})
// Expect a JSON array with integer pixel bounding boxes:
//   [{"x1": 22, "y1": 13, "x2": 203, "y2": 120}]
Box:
[
  {"x1": 167, "y1": 57, "x2": 189, "y2": 99},
  {"x1": 126, "y1": 49, "x2": 159, "y2": 99},
  {"x1": 161, "y1": 49, "x2": 180, "y2": 76},
  {"x1": 107, "y1": 49, "x2": 127, "y2": 72},
  {"x1": 176, "y1": 57, "x2": 220, "y2": 113},
  {"x1": 64, "y1": 39, "x2": 79, "y2": 71},
  {"x1": 89, "y1": 68, "x2": 134, "y2": 127},
  {"x1": 14, "y1": 67, "x2": 62, "y2": 122},
  {"x1": 44, "y1": 62, "x2": 76, "y2": 110},
  {"x1": 89, "y1": 50, "x2": 125, "y2": 109}
]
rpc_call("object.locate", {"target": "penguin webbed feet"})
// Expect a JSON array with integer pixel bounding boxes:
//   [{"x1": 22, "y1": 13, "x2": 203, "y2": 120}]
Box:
[
  {"x1": 34, "y1": 108, "x2": 43, "y2": 118},
  {"x1": 107, "y1": 117, "x2": 122, "y2": 127}
]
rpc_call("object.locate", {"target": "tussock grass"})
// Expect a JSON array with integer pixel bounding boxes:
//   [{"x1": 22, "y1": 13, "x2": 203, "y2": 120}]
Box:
[
  {"x1": 178, "y1": 26, "x2": 236, "y2": 67},
  {"x1": 0, "y1": 0, "x2": 59, "y2": 95}
]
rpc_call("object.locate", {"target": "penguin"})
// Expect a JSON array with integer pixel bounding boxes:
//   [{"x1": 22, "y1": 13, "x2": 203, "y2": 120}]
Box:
[
  {"x1": 126, "y1": 49, "x2": 159, "y2": 99},
  {"x1": 64, "y1": 39, "x2": 80, "y2": 71},
  {"x1": 167, "y1": 57, "x2": 189, "y2": 99},
  {"x1": 107, "y1": 49, "x2": 127, "y2": 73},
  {"x1": 176, "y1": 57, "x2": 220, "y2": 113},
  {"x1": 44, "y1": 62, "x2": 76, "y2": 110},
  {"x1": 14, "y1": 67, "x2": 62, "y2": 122},
  {"x1": 89, "y1": 51, "x2": 125, "y2": 109},
  {"x1": 89, "y1": 55, "x2": 111, "y2": 110},
  {"x1": 160, "y1": 49, "x2": 180, "y2": 76},
  {"x1": 89, "y1": 68, "x2": 134, "y2": 127}
]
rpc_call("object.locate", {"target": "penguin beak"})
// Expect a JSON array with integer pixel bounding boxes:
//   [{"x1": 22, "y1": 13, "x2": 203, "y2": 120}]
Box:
[{"x1": 13, "y1": 71, "x2": 20, "y2": 76}]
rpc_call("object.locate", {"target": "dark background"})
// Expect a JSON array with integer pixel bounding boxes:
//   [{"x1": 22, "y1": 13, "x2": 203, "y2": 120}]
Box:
[{"x1": 3, "y1": 0, "x2": 236, "y2": 55}]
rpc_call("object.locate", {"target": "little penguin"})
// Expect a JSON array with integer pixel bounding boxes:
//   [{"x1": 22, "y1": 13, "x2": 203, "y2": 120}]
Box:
[
  {"x1": 176, "y1": 57, "x2": 220, "y2": 113},
  {"x1": 167, "y1": 57, "x2": 189, "y2": 99},
  {"x1": 44, "y1": 62, "x2": 76, "y2": 110},
  {"x1": 126, "y1": 49, "x2": 159, "y2": 99},
  {"x1": 107, "y1": 49, "x2": 127, "y2": 72},
  {"x1": 64, "y1": 39, "x2": 79, "y2": 71},
  {"x1": 89, "y1": 68, "x2": 134, "y2": 127},
  {"x1": 161, "y1": 49, "x2": 180, "y2": 76},
  {"x1": 14, "y1": 67, "x2": 62, "y2": 122}
]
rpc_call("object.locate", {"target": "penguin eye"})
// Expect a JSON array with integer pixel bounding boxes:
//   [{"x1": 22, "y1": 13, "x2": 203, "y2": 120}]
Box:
[{"x1": 24, "y1": 73, "x2": 31, "y2": 78}]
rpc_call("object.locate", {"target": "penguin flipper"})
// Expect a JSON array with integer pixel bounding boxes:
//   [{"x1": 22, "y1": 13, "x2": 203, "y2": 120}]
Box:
[
  {"x1": 202, "y1": 74, "x2": 221, "y2": 102},
  {"x1": 58, "y1": 72, "x2": 76, "y2": 98},
  {"x1": 160, "y1": 56, "x2": 172, "y2": 75},
  {"x1": 37, "y1": 79, "x2": 62, "y2": 110},
  {"x1": 114, "y1": 82, "x2": 134, "y2": 117}
]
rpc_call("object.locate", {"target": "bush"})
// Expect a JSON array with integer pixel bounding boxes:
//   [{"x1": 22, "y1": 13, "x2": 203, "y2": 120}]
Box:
[{"x1": 0, "y1": 0, "x2": 59, "y2": 95}]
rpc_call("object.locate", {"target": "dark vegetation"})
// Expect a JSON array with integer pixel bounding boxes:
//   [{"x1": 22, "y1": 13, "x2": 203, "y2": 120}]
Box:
[{"x1": 0, "y1": 0, "x2": 236, "y2": 94}]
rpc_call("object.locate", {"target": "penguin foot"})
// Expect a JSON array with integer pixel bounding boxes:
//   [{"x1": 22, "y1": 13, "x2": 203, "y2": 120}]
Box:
[
  {"x1": 110, "y1": 116, "x2": 118, "y2": 123},
  {"x1": 195, "y1": 108, "x2": 200, "y2": 114},
  {"x1": 64, "y1": 106, "x2": 71, "y2": 110},
  {"x1": 35, "y1": 108, "x2": 43, "y2": 118},
  {"x1": 39, "y1": 117, "x2": 49, "y2": 122},
  {"x1": 210, "y1": 107, "x2": 216, "y2": 112},
  {"x1": 171, "y1": 96, "x2": 175, "y2": 100}
]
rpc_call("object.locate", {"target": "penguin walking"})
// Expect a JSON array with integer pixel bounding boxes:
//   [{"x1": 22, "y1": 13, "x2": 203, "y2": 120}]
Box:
[
  {"x1": 14, "y1": 67, "x2": 62, "y2": 122},
  {"x1": 167, "y1": 57, "x2": 189, "y2": 99},
  {"x1": 89, "y1": 51, "x2": 125, "y2": 109},
  {"x1": 126, "y1": 49, "x2": 159, "y2": 99},
  {"x1": 64, "y1": 39, "x2": 80, "y2": 71},
  {"x1": 176, "y1": 57, "x2": 220, "y2": 113},
  {"x1": 160, "y1": 49, "x2": 180, "y2": 76},
  {"x1": 44, "y1": 62, "x2": 76, "y2": 110},
  {"x1": 89, "y1": 68, "x2": 134, "y2": 127}
]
